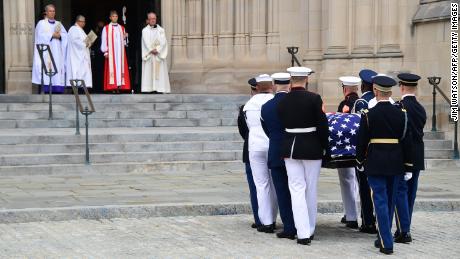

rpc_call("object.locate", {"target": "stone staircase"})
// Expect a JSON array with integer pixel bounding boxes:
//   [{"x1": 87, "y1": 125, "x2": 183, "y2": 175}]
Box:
[{"x1": 0, "y1": 94, "x2": 456, "y2": 176}]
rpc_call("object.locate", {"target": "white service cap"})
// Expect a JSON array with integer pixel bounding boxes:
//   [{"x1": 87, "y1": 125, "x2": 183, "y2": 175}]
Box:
[
  {"x1": 339, "y1": 76, "x2": 362, "y2": 86},
  {"x1": 287, "y1": 67, "x2": 313, "y2": 77},
  {"x1": 271, "y1": 73, "x2": 291, "y2": 83},
  {"x1": 255, "y1": 74, "x2": 273, "y2": 83}
]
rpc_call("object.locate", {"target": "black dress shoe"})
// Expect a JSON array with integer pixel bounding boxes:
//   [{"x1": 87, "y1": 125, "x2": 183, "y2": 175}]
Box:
[
  {"x1": 374, "y1": 239, "x2": 381, "y2": 248},
  {"x1": 360, "y1": 225, "x2": 378, "y2": 234},
  {"x1": 276, "y1": 231, "x2": 296, "y2": 240},
  {"x1": 340, "y1": 215, "x2": 347, "y2": 224},
  {"x1": 297, "y1": 238, "x2": 311, "y2": 245},
  {"x1": 345, "y1": 221, "x2": 359, "y2": 229},
  {"x1": 394, "y1": 232, "x2": 412, "y2": 243},
  {"x1": 310, "y1": 234, "x2": 315, "y2": 240},
  {"x1": 251, "y1": 223, "x2": 261, "y2": 229},
  {"x1": 393, "y1": 230, "x2": 400, "y2": 238},
  {"x1": 380, "y1": 247, "x2": 394, "y2": 255},
  {"x1": 257, "y1": 224, "x2": 275, "y2": 233}
]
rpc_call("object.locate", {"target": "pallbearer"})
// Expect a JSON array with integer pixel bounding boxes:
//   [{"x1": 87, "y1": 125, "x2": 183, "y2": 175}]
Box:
[
  {"x1": 66, "y1": 15, "x2": 93, "y2": 88},
  {"x1": 261, "y1": 73, "x2": 296, "y2": 239},
  {"x1": 336, "y1": 76, "x2": 361, "y2": 229},
  {"x1": 393, "y1": 73, "x2": 427, "y2": 243},
  {"x1": 237, "y1": 78, "x2": 261, "y2": 228},
  {"x1": 243, "y1": 74, "x2": 278, "y2": 233},
  {"x1": 277, "y1": 67, "x2": 329, "y2": 245},
  {"x1": 356, "y1": 75, "x2": 413, "y2": 255},
  {"x1": 101, "y1": 10, "x2": 131, "y2": 93},
  {"x1": 354, "y1": 69, "x2": 378, "y2": 234},
  {"x1": 32, "y1": 4, "x2": 68, "y2": 94}
]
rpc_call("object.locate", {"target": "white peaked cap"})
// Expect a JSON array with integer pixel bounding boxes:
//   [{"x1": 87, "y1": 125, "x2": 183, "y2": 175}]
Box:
[
  {"x1": 255, "y1": 74, "x2": 273, "y2": 83},
  {"x1": 271, "y1": 73, "x2": 291, "y2": 81},
  {"x1": 287, "y1": 67, "x2": 313, "y2": 77},
  {"x1": 339, "y1": 76, "x2": 362, "y2": 86}
]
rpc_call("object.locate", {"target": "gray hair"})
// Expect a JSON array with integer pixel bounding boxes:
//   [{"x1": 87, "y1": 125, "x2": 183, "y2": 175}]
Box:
[
  {"x1": 76, "y1": 15, "x2": 86, "y2": 22},
  {"x1": 147, "y1": 12, "x2": 157, "y2": 18},
  {"x1": 44, "y1": 4, "x2": 55, "y2": 12}
]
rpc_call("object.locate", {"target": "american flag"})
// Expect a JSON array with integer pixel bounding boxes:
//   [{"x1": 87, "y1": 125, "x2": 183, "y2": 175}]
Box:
[{"x1": 326, "y1": 113, "x2": 361, "y2": 158}]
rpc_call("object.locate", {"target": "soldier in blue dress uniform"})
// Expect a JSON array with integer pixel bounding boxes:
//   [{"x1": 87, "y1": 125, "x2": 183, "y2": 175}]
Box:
[
  {"x1": 356, "y1": 75, "x2": 414, "y2": 255},
  {"x1": 393, "y1": 73, "x2": 427, "y2": 243},
  {"x1": 237, "y1": 78, "x2": 261, "y2": 228},
  {"x1": 261, "y1": 73, "x2": 296, "y2": 239},
  {"x1": 354, "y1": 69, "x2": 378, "y2": 234}
]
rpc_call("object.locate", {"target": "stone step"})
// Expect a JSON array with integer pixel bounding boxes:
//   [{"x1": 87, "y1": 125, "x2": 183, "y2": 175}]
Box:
[
  {"x1": 0, "y1": 128, "x2": 241, "y2": 144},
  {"x1": 0, "y1": 110, "x2": 238, "y2": 120},
  {"x1": 0, "y1": 118, "x2": 237, "y2": 128},
  {"x1": 0, "y1": 160, "x2": 243, "y2": 176},
  {"x1": 0, "y1": 150, "x2": 242, "y2": 166},
  {"x1": 423, "y1": 131, "x2": 446, "y2": 140},
  {"x1": 0, "y1": 140, "x2": 449, "y2": 156},
  {"x1": 424, "y1": 139, "x2": 453, "y2": 149},
  {"x1": 425, "y1": 149, "x2": 455, "y2": 159},
  {"x1": 0, "y1": 94, "x2": 249, "y2": 104},
  {"x1": 0, "y1": 141, "x2": 243, "y2": 154},
  {"x1": 1, "y1": 102, "x2": 241, "y2": 112}
]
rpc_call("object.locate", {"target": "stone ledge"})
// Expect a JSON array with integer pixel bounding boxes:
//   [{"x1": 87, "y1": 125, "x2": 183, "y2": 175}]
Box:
[{"x1": 1, "y1": 199, "x2": 459, "y2": 224}]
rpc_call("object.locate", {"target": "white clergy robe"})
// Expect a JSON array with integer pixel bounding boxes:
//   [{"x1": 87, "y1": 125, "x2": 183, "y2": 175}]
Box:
[
  {"x1": 32, "y1": 19, "x2": 68, "y2": 93},
  {"x1": 100, "y1": 23, "x2": 130, "y2": 91},
  {"x1": 141, "y1": 25, "x2": 171, "y2": 93},
  {"x1": 66, "y1": 24, "x2": 93, "y2": 87}
]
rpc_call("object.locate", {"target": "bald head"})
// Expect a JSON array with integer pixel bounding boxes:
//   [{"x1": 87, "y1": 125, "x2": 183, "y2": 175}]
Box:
[
  {"x1": 44, "y1": 4, "x2": 56, "y2": 20},
  {"x1": 147, "y1": 12, "x2": 157, "y2": 26}
]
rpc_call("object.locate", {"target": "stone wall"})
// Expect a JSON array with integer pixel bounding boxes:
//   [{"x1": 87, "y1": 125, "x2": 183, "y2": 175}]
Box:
[{"x1": 2, "y1": 0, "x2": 451, "y2": 101}]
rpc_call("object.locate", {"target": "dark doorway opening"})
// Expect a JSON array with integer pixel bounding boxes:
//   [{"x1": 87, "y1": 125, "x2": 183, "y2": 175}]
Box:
[
  {"x1": 0, "y1": 0, "x2": 5, "y2": 94},
  {"x1": 34, "y1": 0, "x2": 161, "y2": 93}
]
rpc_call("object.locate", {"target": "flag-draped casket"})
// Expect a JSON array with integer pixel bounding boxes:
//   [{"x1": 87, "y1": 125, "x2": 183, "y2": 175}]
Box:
[{"x1": 322, "y1": 113, "x2": 361, "y2": 168}]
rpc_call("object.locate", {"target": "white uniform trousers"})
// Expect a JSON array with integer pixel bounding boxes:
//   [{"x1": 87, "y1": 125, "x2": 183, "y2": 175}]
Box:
[
  {"x1": 337, "y1": 167, "x2": 359, "y2": 221},
  {"x1": 249, "y1": 151, "x2": 278, "y2": 225},
  {"x1": 284, "y1": 158, "x2": 321, "y2": 239}
]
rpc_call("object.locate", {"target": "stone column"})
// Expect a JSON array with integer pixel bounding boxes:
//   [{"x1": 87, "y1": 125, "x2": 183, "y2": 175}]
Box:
[
  {"x1": 234, "y1": 0, "x2": 248, "y2": 61},
  {"x1": 267, "y1": 0, "x2": 280, "y2": 62},
  {"x1": 203, "y1": 0, "x2": 217, "y2": 61},
  {"x1": 186, "y1": 0, "x2": 203, "y2": 62},
  {"x1": 249, "y1": 0, "x2": 267, "y2": 58},
  {"x1": 171, "y1": 0, "x2": 186, "y2": 64},
  {"x1": 218, "y1": 0, "x2": 234, "y2": 61},
  {"x1": 305, "y1": 0, "x2": 323, "y2": 60},
  {"x1": 352, "y1": 0, "x2": 375, "y2": 56},
  {"x1": 4, "y1": 0, "x2": 35, "y2": 94},
  {"x1": 324, "y1": 0, "x2": 349, "y2": 58},
  {"x1": 377, "y1": 0, "x2": 402, "y2": 56}
]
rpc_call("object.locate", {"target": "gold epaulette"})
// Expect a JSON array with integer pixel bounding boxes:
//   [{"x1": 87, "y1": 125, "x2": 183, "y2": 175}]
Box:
[{"x1": 362, "y1": 109, "x2": 369, "y2": 114}]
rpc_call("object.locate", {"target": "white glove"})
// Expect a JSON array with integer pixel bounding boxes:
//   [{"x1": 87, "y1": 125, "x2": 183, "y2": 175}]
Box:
[{"x1": 404, "y1": 172, "x2": 413, "y2": 181}]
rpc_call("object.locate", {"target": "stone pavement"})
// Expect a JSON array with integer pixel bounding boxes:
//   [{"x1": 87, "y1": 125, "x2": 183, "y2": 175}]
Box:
[
  {"x1": 1, "y1": 167, "x2": 459, "y2": 210},
  {"x1": 0, "y1": 212, "x2": 458, "y2": 258},
  {"x1": 0, "y1": 167, "x2": 459, "y2": 223}
]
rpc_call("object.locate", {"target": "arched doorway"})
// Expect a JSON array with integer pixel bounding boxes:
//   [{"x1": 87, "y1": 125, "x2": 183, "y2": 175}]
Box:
[{"x1": 34, "y1": 0, "x2": 161, "y2": 93}]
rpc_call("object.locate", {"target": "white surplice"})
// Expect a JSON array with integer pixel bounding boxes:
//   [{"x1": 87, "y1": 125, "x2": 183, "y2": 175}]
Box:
[
  {"x1": 31, "y1": 19, "x2": 68, "y2": 87},
  {"x1": 141, "y1": 25, "x2": 171, "y2": 93},
  {"x1": 66, "y1": 24, "x2": 93, "y2": 87}
]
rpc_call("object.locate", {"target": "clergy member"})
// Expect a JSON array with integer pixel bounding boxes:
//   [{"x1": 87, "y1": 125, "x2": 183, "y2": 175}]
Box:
[
  {"x1": 141, "y1": 12, "x2": 171, "y2": 94},
  {"x1": 101, "y1": 10, "x2": 131, "y2": 93},
  {"x1": 66, "y1": 15, "x2": 92, "y2": 88},
  {"x1": 31, "y1": 4, "x2": 68, "y2": 94}
]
